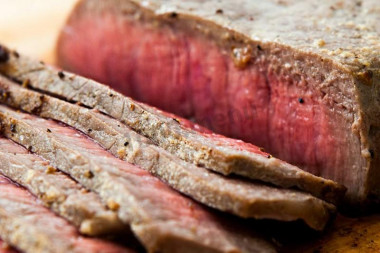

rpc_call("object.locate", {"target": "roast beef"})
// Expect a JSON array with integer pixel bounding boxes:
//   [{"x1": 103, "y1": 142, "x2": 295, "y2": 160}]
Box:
[
  {"x1": 0, "y1": 45, "x2": 346, "y2": 205},
  {"x1": 0, "y1": 76, "x2": 338, "y2": 230},
  {"x1": 0, "y1": 175, "x2": 131, "y2": 253},
  {"x1": 0, "y1": 106, "x2": 277, "y2": 252},
  {"x1": 54, "y1": 0, "x2": 380, "y2": 205},
  {"x1": 0, "y1": 137, "x2": 124, "y2": 236}
]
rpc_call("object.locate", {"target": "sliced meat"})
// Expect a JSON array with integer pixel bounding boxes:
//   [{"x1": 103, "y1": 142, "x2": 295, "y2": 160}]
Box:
[
  {"x1": 0, "y1": 106, "x2": 276, "y2": 252},
  {"x1": 0, "y1": 45, "x2": 346, "y2": 205},
  {"x1": 0, "y1": 175, "x2": 132, "y2": 253},
  {"x1": 52, "y1": 0, "x2": 380, "y2": 205},
  {"x1": 0, "y1": 137, "x2": 124, "y2": 236},
  {"x1": 0, "y1": 79, "x2": 337, "y2": 231}
]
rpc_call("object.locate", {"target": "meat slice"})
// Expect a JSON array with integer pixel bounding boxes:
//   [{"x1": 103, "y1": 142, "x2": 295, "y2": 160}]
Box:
[
  {"x1": 0, "y1": 79, "x2": 336, "y2": 231},
  {"x1": 0, "y1": 106, "x2": 276, "y2": 252},
  {"x1": 52, "y1": 0, "x2": 380, "y2": 205},
  {"x1": 0, "y1": 137, "x2": 124, "y2": 236},
  {"x1": 0, "y1": 175, "x2": 132, "y2": 253},
  {"x1": 0, "y1": 45, "x2": 346, "y2": 205}
]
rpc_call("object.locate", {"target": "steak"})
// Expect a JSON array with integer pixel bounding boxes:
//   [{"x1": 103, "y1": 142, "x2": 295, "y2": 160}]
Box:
[
  {"x1": 54, "y1": 0, "x2": 380, "y2": 205},
  {"x1": 0, "y1": 175, "x2": 132, "y2": 253},
  {"x1": 0, "y1": 106, "x2": 276, "y2": 252},
  {"x1": 0, "y1": 77, "x2": 336, "y2": 230},
  {"x1": 0, "y1": 137, "x2": 124, "y2": 236},
  {"x1": 0, "y1": 45, "x2": 346, "y2": 205}
]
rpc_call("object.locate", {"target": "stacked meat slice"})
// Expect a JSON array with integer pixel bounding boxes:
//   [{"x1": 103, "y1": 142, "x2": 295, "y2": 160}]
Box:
[
  {"x1": 0, "y1": 176, "x2": 131, "y2": 253},
  {"x1": 0, "y1": 45, "x2": 345, "y2": 252}
]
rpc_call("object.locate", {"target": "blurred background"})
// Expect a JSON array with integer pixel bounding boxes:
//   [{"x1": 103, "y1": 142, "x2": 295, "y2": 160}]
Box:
[{"x1": 0, "y1": 0, "x2": 78, "y2": 63}]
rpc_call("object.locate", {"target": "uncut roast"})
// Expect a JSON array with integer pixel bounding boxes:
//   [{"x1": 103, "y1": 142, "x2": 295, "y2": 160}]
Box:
[{"x1": 56, "y1": 0, "x2": 380, "y2": 205}]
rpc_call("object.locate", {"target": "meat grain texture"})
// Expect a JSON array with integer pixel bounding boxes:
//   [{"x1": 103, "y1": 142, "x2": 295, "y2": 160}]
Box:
[
  {"x1": 0, "y1": 78, "x2": 337, "y2": 231},
  {"x1": 0, "y1": 137, "x2": 124, "y2": 236},
  {"x1": 55, "y1": 0, "x2": 380, "y2": 205},
  {"x1": 0, "y1": 105, "x2": 277, "y2": 253},
  {"x1": 0, "y1": 175, "x2": 132, "y2": 253}
]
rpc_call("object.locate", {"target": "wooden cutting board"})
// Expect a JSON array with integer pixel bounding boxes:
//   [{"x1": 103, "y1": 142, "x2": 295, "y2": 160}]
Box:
[
  {"x1": 0, "y1": 1, "x2": 379, "y2": 252},
  {"x1": 285, "y1": 214, "x2": 380, "y2": 252}
]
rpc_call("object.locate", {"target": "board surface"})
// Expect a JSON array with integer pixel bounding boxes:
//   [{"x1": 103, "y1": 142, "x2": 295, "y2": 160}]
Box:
[
  {"x1": 0, "y1": 1, "x2": 378, "y2": 252},
  {"x1": 285, "y1": 214, "x2": 380, "y2": 252}
]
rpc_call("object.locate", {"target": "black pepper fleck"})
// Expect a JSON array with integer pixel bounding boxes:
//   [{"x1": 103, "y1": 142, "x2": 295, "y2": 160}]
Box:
[
  {"x1": 84, "y1": 170, "x2": 94, "y2": 179},
  {"x1": 12, "y1": 51, "x2": 19, "y2": 58},
  {"x1": 88, "y1": 129, "x2": 92, "y2": 133},
  {"x1": 124, "y1": 141, "x2": 129, "y2": 147},
  {"x1": 47, "y1": 128, "x2": 51, "y2": 133},
  {"x1": 267, "y1": 154, "x2": 272, "y2": 159},
  {"x1": 109, "y1": 93, "x2": 114, "y2": 97},
  {"x1": 298, "y1": 98, "x2": 304, "y2": 104},
  {"x1": 58, "y1": 71, "x2": 65, "y2": 79},
  {"x1": 359, "y1": 70, "x2": 373, "y2": 84},
  {"x1": 0, "y1": 90, "x2": 9, "y2": 99},
  {"x1": 10, "y1": 124, "x2": 16, "y2": 133},
  {"x1": 170, "y1": 12, "x2": 178, "y2": 18},
  {"x1": 369, "y1": 149, "x2": 375, "y2": 159},
  {"x1": 0, "y1": 46, "x2": 9, "y2": 62},
  {"x1": 173, "y1": 118, "x2": 180, "y2": 124},
  {"x1": 27, "y1": 146, "x2": 33, "y2": 152},
  {"x1": 216, "y1": 9, "x2": 223, "y2": 14},
  {"x1": 22, "y1": 79, "x2": 30, "y2": 88},
  {"x1": 257, "y1": 45, "x2": 263, "y2": 51}
]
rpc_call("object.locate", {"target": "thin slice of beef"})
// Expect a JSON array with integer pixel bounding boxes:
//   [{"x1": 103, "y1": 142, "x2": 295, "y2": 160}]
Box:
[
  {"x1": 0, "y1": 137, "x2": 124, "y2": 236},
  {"x1": 0, "y1": 175, "x2": 132, "y2": 253},
  {"x1": 0, "y1": 79, "x2": 337, "y2": 231},
  {"x1": 0, "y1": 45, "x2": 346, "y2": 205},
  {"x1": 0, "y1": 106, "x2": 276, "y2": 252},
  {"x1": 53, "y1": 0, "x2": 380, "y2": 205}
]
